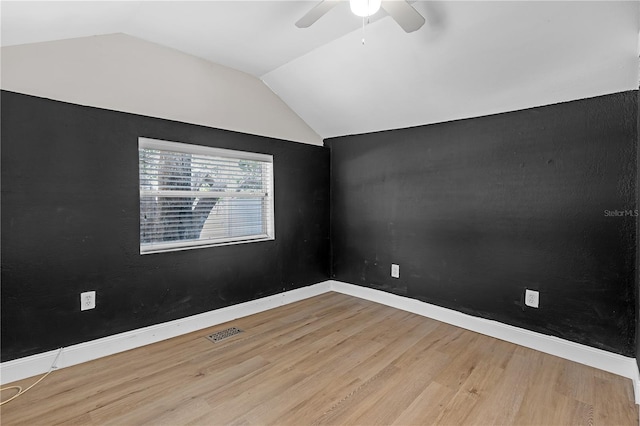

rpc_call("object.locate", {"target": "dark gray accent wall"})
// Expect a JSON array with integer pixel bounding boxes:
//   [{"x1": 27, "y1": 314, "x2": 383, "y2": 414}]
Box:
[
  {"x1": 637, "y1": 88, "x2": 640, "y2": 370},
  {"x1": 326, "y1": 91, "x2": 637, "y2": 356},
  {"x1": 2, "y1": 89, "x2": 637, "y2": 363},
  {"x1": 1, "y1": 91, "x2": 330, "y2": 362}
]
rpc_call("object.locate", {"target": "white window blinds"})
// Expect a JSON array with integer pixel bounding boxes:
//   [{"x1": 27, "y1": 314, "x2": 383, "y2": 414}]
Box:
[{"x1": 138, "y1": 138, "x2": 274, "y2": 254}]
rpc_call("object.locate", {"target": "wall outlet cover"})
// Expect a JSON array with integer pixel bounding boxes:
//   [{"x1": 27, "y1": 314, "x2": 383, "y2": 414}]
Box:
[
  {"x1": 81, "y1": 291, "x2": 96, "y2": 311},
  {"x1": 525, "y1": 289, "x2": 539, "y2": 308},
  {"x1": 391, "y1": 264, "x2": 400, "y2": 278}
]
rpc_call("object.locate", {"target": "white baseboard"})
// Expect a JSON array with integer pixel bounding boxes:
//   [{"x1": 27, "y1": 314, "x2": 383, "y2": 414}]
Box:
[
  {"x1": 0, "y1": 281, "x2": 331, "y2": 385},
  {"x1": 2, "y1": 279, "x2": 638, "y2": 405},
  {"x1": 634, "y1": 374, "x2": 640, "y2": 406},
  {"x1": 329, "y1": 280, "x2": 640, "y2": 404}
]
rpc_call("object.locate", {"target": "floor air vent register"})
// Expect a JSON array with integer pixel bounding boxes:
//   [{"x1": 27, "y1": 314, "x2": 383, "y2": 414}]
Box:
[{"x1": 206, "y1": 327, "x2": 244, "y2": 343}]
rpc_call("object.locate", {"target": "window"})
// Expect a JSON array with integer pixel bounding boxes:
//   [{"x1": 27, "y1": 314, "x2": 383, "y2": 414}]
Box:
[{"x1": 138, "y1": 137, "x2": 274, "y2": 254}]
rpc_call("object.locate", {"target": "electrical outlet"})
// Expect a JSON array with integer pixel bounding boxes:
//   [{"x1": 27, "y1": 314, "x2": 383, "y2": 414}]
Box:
[
  {"x1": 391, "y1": 264, "x2": 400, "y2": 279},
  {"x1": 80, "y1": 291, "x2": 96, "y2": 311},
  {"x1": 525, "y1": 289, "x2": 539, "y2": 308}
]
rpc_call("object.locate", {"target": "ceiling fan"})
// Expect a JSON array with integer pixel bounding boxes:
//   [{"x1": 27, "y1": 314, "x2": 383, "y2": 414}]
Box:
[{"x1": 296, "y1": 0, "x2": 425, "y2": 33}]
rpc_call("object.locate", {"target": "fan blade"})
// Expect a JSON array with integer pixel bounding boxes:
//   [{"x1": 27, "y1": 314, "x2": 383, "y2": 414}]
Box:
[
  {"x1": 295, "y1": 0, "x2": 343, "y2": 28},
  {"x1": 381, "y1": 0, "x2": 425, "y2": 33}
]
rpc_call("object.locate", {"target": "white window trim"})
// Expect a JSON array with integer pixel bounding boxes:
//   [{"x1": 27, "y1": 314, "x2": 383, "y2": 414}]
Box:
[{"x1": 138, "y1": 137, "x2": 275, "y2": 254}]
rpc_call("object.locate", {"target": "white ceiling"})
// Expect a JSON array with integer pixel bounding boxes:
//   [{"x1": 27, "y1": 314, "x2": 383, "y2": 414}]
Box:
[{"x1": 2, "y1": 1, "x2": 639, "y2": 140}]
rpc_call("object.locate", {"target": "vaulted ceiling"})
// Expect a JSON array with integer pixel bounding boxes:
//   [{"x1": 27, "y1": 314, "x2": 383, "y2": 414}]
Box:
[{"x1": 2, "y1": 1, "x2": 638, "y2": 140}]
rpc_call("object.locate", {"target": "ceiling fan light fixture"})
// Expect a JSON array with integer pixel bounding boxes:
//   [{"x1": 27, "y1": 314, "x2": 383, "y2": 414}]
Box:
[{"x1": 350, "y1": 0, "x2": 382, "y2": 17}]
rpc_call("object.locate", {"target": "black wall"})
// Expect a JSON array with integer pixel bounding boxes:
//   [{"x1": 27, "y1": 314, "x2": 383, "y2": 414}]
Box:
[
  {"x1": 1, "y1": 91, "x2": 330, "y2": 362},
  {"x1": 637, "y1": 88, "x2": 640, "y2": 370},
  {"x1": 327, "y1": 91, "x2": 638, "y2": 356},
  {"x1": 2, "y1": 89, "x2": 638, "y2": 362}
]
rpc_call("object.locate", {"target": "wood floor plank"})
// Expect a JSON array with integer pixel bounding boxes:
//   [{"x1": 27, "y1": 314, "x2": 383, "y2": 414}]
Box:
[
  {"x1": 311, "y1": 364, "x2": 402, "y2": 425},
  {"x1": 460, "y1": 346, "x2": 531, "y2": 425},
  {"x1": 553, "y1": 358, "x2": 596, "y2": 405},
  {"x1": 391, "y1": 381, "x2": 457, "y2": 425},
  {"x1": 271, "y1": 374, "x2": 362, "y2": 425},
  {"x1": 347, "y1": 350, "x2": 451, "y2": 425},
  {"x1": 1, "y1": 292, "x2": 637, "y2": 425},
  {"x1": 433, "y1": 347, "x2": 507, "y2": 425},
  {"x1": 593, "y1": 374, "x2": 638, "y2": 425}
]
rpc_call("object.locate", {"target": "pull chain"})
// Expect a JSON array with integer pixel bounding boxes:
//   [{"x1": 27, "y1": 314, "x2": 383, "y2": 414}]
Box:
[
  {"x1": 361, "y1": 0, "x2": 372, "y2": 45},
  {"x1": 362, "y1": 16, "x2": 371, "y2": 45}
]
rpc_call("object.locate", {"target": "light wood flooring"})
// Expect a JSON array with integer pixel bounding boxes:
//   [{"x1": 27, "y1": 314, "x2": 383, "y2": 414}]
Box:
[{"x1": 1, "y1": 292, "x2": 637, "y2": 425}]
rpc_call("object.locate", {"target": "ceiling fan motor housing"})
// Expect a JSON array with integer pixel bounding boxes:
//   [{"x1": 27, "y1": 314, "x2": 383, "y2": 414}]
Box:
[{"x1": 350, "y1": 0, "x2": 382, "y2": 17}]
